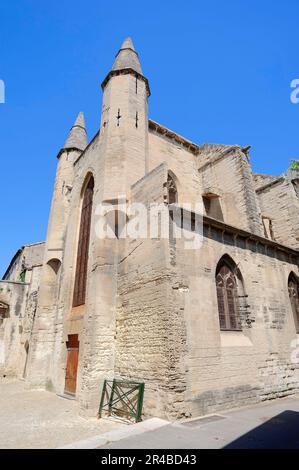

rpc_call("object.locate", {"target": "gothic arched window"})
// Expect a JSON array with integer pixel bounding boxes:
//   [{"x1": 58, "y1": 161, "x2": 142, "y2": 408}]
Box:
[
  {"x1": 216, "y1": 261, "x2": 242, "y2": 331},
  {"x1": 288, "y1": 273, "x2": 299, "y2": 333},
  {"x1": 167, "y1": 173, "x2": 178, "y2": 205},
  {"x1": 73, "y1": 176, "x2": 94, "y2": 307}
]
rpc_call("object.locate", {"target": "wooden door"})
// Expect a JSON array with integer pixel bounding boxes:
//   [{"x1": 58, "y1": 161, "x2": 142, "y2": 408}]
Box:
[{"x1": 64, "y1": 335, "x2": 79, "y2": 395}]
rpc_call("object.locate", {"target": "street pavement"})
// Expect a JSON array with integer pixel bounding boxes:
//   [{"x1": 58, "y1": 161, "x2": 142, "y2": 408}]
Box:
[{"x1": 99, "y1": 395, "x2": 299, "y2": 449}]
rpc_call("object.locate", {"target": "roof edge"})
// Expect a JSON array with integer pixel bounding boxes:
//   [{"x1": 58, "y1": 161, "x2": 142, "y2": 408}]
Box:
[{"x1": 149, "y1": 119, "x2": 199, "y2": 154}]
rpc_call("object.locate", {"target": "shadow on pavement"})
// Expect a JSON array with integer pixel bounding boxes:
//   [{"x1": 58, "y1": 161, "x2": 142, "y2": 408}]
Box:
[{"x1": 224, "y1": 410, "x2": 299, "y2": 449}]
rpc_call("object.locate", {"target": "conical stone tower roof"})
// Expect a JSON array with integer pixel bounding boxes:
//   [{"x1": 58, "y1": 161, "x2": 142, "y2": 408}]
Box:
[
  {"x1": 63, "y1": 112, "x2": 87, "y2": 152},
  {"x1": 112, "y1": 37, "x2": 142, "y2": 74}
]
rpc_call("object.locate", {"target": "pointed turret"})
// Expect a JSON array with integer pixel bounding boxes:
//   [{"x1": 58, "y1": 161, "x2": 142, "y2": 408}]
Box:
[
  {"x1": 100, "y1": 37, "x2": 150, "y2": 200},
  {"x1": 112, "y1": 37, "x2": 142, "y2": 74},
  {"x1": 63, "y1": 112, "x2": 87, "y2": 152},
  {"x1": 101, "y1": 37, "x2": 150, "y2": 97}
]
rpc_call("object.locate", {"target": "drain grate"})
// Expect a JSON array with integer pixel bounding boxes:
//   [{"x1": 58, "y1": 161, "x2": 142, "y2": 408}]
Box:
[{"x1": 182, "y1": 415, "x2": 226, "y2": 427}]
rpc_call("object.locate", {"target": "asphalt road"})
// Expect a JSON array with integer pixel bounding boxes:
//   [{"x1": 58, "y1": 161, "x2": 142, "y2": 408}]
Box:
[{"x1": 100, "y1": 395, "x2": 299, "y2": 449}]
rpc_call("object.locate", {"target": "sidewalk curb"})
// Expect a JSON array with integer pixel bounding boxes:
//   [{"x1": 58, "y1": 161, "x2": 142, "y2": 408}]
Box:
[{"x1": 58, "y1": 418, "x2": 170, "y2": 449}]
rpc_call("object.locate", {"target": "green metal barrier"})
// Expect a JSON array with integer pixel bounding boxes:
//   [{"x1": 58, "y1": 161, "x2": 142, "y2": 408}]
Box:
[{"x1": 98, "y1": 379, "x2": 145, "y2": 423}]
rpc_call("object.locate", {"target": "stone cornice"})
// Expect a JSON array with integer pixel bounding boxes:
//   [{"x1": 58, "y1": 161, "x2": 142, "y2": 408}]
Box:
[
  {"x1": 149, "y1": 120, "x2": 199, "y2": 154},
  {"x1": 57, "y1": 147, "x2": 83, "y2": 160},
  {"x1": 255, "y1": 177, "x2": 285, "y2": 194},
  {"x1": 171, "y1": 206, "x2": 299, "y2": 260},
  {"x1": 101, "y1": 68, "x2": 151, "y2": 97},
  {"x1": 202, "y1": 214, "x2": 299, "y2": 259},
  {"x1": 0, "y1": 280, "x2": 29, "y2": 286}
]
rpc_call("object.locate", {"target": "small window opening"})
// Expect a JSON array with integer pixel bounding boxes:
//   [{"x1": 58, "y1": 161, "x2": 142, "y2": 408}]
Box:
[
  {"x1": 167, "y1": 173, "x2": 178, "y2": 205},
  {"x1": 19, "y1": 270, "x2": 26, "y2": 283},
  {"x1": 262, "y1": 217, "x2": 275, "y2": 240},
  {"x1": 202, "y1": 194, "x2": 224, "y2": 221}
]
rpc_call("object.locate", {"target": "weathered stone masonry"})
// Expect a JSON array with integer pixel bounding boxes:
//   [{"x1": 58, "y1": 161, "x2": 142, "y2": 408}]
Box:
[{"x1": 1, "y1": 37, "x2": 299, "y2": 420}]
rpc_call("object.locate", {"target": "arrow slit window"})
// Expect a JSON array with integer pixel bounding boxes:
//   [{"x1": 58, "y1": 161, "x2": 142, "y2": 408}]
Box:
[{"x1": 167, "y1": 173, "x2": 178, "y2": 205}]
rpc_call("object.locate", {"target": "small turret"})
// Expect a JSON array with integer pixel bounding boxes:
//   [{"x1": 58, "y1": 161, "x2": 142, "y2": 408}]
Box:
[
  {"x1": 100, "y1": 37, "x2": 150, "y2": 200},
  {"x1": 112, "y1": 37, "x2": 143, "y2": 74},
  {"x1": 63, "y1": 112, "x2": 87, "y2": 153}
]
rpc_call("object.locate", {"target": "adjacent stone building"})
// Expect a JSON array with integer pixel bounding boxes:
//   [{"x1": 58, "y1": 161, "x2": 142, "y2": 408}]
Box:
[
  {"x1": 1, "y1": 38, "x2": 299, "y2": 420},
  {"x1": 0, "y1": 242, "x2": 44, "y2": 378}
]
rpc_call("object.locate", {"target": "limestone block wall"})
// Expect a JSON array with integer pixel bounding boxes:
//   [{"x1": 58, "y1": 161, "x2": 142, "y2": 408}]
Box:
[
  {"x1": 4, "y1": 36, "x2": 299, "y2": 424},
  {"x1": 0, "y1": 265, "x2": 43, "y2": 378},
  {"x1": 198, "y1": 145, "x2": 264, "y2": 236},
  {"x1": 173, "y1": 220, "x2": 299, "y2": 418},
  {"x1": 27, "y1": 136, "x2": 102, "y2": 394},
  {"x1": 27, "y1": 147, "x2": 80, "y2": 390},
  {"x1": 115, "y1": 238, "x2": 172, "y2": 418},
  {"x1": 253, "y1": 173, "x2": 280, "y2": 189},
  {"x1": 22, "y1": 243, "x2": 45, "y2": 271},
  {"x1": 0, "y1": 281, "x2": 28, "y2": 376},
  {"x1": 3, "y1": 242, "x2": 44, "y2": 282},
  {"x1": 32, "y1": 130, "x2": 120, "y2": 413},
  {"x1": 112, "y1": 164, "x2": 191, "y2": 419},
  {"x1": 115, "y1": 164, "x2": 174, "y2": 418},
  {"x1": 72, "y1": 134, "x2": 120, "y2": 415},
  {"x1": 148, "y1": 130, "x2": 201, "y2": 206},
  {"x1": 254, "y1": 172, "x2": 299, "y2": 250},
  {"x1": 20, "y1": 265, "x2": 43, "y2": 377},
  {"x1": 0, "y1": 243, "x2": 44, "y2": 378},
  {"x1": 100, "y1": 73, "x2": 148, "y2": 201}
]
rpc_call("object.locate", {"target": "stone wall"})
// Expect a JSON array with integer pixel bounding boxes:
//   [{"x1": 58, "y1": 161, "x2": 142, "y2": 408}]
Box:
[
  {"x1": 114, "y1": 164, "x2": 172, "y2": 417},
  {"x1": 109, "y1": 163, "x2": 299, "y2": 420},
  {"x1": 3, "y1": 38, "x2": 299, "y2": 423},
  {"x1": 0, "y1": 243, "x2": 44, "y2": 378},
  {"x1": 254, "y1": 171, "x2": 299, "y2": 250},
  {"x1": 198, "y1": 145, "x2": 264, "y2": 236},
  {"x1": 148, "y1": 129, "x2": 201, "y2": 206},
  {"x1": 0, "y1": 281, "x2": 28, "y2": 376},
  {"x1": 172, "y1": 217, "x2": 299, "y2": 418}
]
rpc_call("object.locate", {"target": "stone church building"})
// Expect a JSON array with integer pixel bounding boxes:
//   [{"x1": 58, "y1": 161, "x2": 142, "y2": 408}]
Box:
[{"x1": 1, "y1": 38, "x2": 299, "y2": 419}]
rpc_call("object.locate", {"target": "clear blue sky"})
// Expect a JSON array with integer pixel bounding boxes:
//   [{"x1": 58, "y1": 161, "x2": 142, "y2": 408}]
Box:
[{"x1": 0, "y1": 0, "x2": 298, "y2": 275}]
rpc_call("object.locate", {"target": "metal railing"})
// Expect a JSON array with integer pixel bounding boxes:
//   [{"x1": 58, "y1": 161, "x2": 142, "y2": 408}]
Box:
[{"x1": 98, "y1": 379, "x2": 145, "y2": 423}]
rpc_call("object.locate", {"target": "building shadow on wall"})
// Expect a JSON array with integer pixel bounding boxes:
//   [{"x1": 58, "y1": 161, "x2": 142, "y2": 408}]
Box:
[{"x1": 224, "y1": 411, "x2": 299, "y2": 449}]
